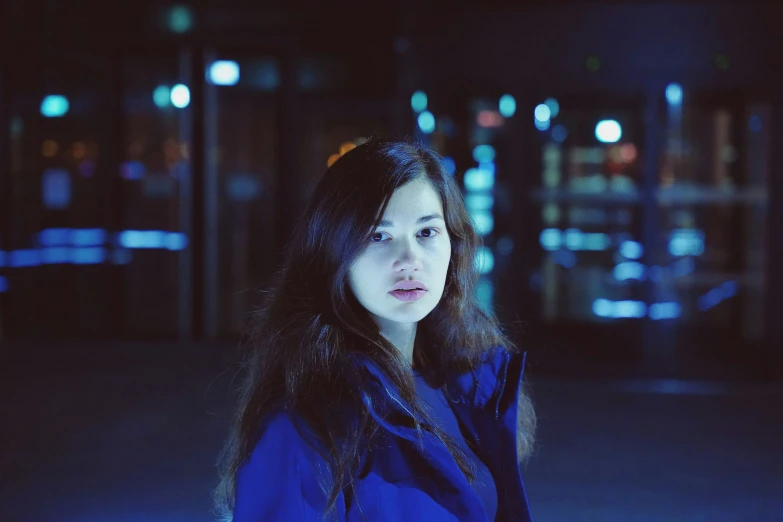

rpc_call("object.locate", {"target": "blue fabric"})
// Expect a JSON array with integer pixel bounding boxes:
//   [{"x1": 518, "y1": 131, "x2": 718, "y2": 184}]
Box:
[
  {"x1": 233, "y1": 347, "x2": 532, "y2": 522},
  {"x1": 413, "y1": 371, "x2": 498, "y2": 520}
]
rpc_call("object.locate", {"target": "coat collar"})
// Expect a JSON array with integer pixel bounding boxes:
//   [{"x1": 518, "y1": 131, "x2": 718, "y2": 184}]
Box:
[{"x1": 352, "y1": 346, "x2": 521, "y2": 420}]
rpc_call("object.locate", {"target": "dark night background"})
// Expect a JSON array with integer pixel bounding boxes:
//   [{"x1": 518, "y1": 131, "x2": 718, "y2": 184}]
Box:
[{"x1": 1, "y1": 1, "x2": 782, "y2": 521}]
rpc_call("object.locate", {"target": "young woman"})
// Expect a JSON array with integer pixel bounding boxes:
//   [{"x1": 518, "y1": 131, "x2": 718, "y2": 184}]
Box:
[{"x1": 214, "y1": 139, "x2": 536, "y2": 521}]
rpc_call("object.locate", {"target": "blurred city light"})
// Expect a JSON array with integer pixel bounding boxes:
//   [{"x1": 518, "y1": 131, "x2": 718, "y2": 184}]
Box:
[
  {"x1": 595, "y1": 120, "x2": 622, "y2": 143},
  {"x1": 613, "y1": 261, "x2": 646, "y2": 281},
  {"x1": 477, "y1": 110, "x2": 504, "y2": 128},
  {"x1": 552, "y1": 249, "x2": 576, "y2": 268},
  {"x1": 71, "y1": 247, "x2": 107, "y2": 264},
  {"x1": 665, "y1": 83, "x2": 683, "y2": 105},
  {"x1": 411, "y1": 90, "x2": 428, "y2": 112},
  {"x1": 153, "y1": 85, "x2": 171, "y2": 108},
  {"x1": 121, "y1": 161, "x2": 146, "y2": 180},
  {"x1": 552, "y1": 124, "x2": 568, "y2": 143},
  {"x1": 417, "y1": 111, "x2": 435, "y2": 133},
  {"x1": 463, "y1": 168, "x2": 495, "y2": 191},
  {"x1": 10, "y1": 249, "x2": 40, "y2": 267},
  {"x1": 619, "y1": 240, "x2": 643, "y2": 259},
  {"x1": 593, "y1": 299, "x2": 647, "y2": 319},
  {"x1": 40, "y1": 95, "x2": 69, "y2": 118},
  {"x1": 670, "y1": 257, "x2": 695, "y2": 277},
  {"x1": 535, "y1": 118, "x2": 551, "y2": 131},
  {"x1": 534, "y1": 104, "x2": 551, "y2": 122},
  {"x1": 539, "y1": 228, "x2": 611, "y2": 252},
  {"x1": 208, "y1": 60, "x2": 240, "y2": 86},
  {"x1": 539, "y1": 228, "x2": 562, "y2": 251},
  {"x1": 170, "y1": 84, "x2": 190, "y2": 108},
  {"x1": 119, "y1": 230, "x2": 188, "y2": 250},
  {"x1": 38, "y1": 228, "x2": 71, "y2": 246},
  {"x1": 71, "y1": 228, "x2": 106, "y2": 246},
  {"x1": 472, "y1": 144, "x2": 496, "y2": 163},
  {"x1": 478, "y1": 161, "x2": 495, "y2": 175},
  {"x1": 698, "y1": 281, "x2": 737, "y2": 311},
  {"x1": 474, "y1": 246, "x2": 495, "y2": 274},
  {"x1": 544, "y1": 97, "x2": 560, "y2": 118},
  {"x1": 471, "y1": 210, "x2": 494, "y2": 236},
  {"x1": 649, "y1": 302, "x2": 682, "y2": 320},
  {"x1": 167, "y1": 5, "x2": 193, "y2": 33},
  {"x1": 498, "y1": 94, "x2": 516, "y2": 117},
  {"x1": 42, "y1": 169, "x2": 71, "y2": 209},
  {"x1": 465, "y1": 193, "x2": 495, "y2": 211},
  {"x1": 668, "y1": 229, "x2": 705, "y2": 256}
]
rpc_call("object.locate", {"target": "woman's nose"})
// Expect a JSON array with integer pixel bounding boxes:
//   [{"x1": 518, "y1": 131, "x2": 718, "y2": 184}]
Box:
[{"x1": 395, "y1": 241, "x2": 423, "y2": 270}]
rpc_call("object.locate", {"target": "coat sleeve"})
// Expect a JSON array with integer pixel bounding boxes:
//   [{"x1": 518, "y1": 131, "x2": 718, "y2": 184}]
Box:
[{"x1": 233, "y1": 412, "x2": 346, "y2": 522}]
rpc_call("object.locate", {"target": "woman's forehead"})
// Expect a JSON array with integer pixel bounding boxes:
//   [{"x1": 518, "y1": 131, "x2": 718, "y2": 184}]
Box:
[{"x1": 378, "y1": 180, "x2": 443, "y2": 225}]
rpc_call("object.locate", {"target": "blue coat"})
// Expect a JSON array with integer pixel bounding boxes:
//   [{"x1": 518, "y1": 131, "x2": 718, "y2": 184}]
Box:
[{"x1": 234, "y1": 347, "x2": 532, "y2": 521}]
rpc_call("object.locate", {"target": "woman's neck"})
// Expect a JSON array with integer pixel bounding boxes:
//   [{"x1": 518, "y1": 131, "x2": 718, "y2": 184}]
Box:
[{"x1": 380, "y1": 323, "x2": 417, "y2": 366}]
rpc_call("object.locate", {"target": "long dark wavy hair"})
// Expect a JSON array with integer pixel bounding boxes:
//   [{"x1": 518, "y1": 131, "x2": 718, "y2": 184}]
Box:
[{"x1": 214, "y1": 138, "x2": 535, "y2": 521}]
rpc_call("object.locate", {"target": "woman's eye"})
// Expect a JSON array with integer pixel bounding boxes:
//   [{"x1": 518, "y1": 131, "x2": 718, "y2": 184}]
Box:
[{"x1": 371, "y1": 228, "x2": 438, "y2": 242}]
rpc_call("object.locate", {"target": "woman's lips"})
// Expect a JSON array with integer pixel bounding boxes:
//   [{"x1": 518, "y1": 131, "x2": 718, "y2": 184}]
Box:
[{"x1": 389, "y1": 289, "x2": 427, "y2": 302}]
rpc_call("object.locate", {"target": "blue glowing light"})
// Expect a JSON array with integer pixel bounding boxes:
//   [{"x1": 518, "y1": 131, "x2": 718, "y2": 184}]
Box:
[
  {"x1": 552, "y1": 125, "x2": 568, "y2": 143},
  {"x1": 463, "y1": 168, "x2": 495, "y2": 191},
  {"x1": 649, "y1": 302, "x2": 681, "y2": 320},
  {"x1": 475, "y1": 247, "x2": 495, "y2": 274},
  {"x1": 698, "y1": 280, "x2": 737, "y2": 311},
  {"x1": 665, "y1": 83, "x2": 683, "y2": 105},
  {"x1": 153, "y1": 85, "x2": 171, "y2": 108},
  {"x1": 595, "y1": 120, "x2": 622, "y2": 143},
  {"x1": 534, "y1": 104, "x2": 551, "y2": 122},
  {"x1": 471, "y1": 211, "x2": 494, "y2": 236},
  {"x1": 42, "y1": 169, "x2": 71, "y2": 209},
  {"x1": 39, "y1": 228, "x2": 71, "y2": 247},
  {"x1": 40, "y1": 95, "x2": 69, "y2": 118},
  {"x1": 170, "y1": 84, "x2": 190, "y2": 109},
  {"x1": 10, "y1": 249, "x2": 41, "y2": 267},
  {"x1": 0, "y1": 276, "x2": 7, "y2": 293},
  {"x1": 417, "y1": 111, "x2": 436, "y2": 134},
  {"x1": 593, "y1": 299, "x2": 647, "y2": 319},
  {"x1": 71, "y1": 228, "x2": 106, "y2": 246},
  {"x1": 411, "y1": 91, "x2": 428, "y2": 112},
  {"x1": 499, "y1": 94, "x2": 516, "y2": 117},
  {"x1": 668, "y1": 229, "x2": 705, "y2": 256},
  {"x1": 544, "y1": 98, "x2": 560, "y2": 118},
  {"x1": 465, "y1": 193, "x2": 495, "y2": 211},
  {"x1": 535, "y1": 118, "x2": 550, "y2": 131},
  {"x1": 539, "y1": 228, "x2": 562, "y2": 251},
  {"x1": 613, "y1": 261, "x2": 646, "y2": 281},
  {"x1": 208, "y1": 61, "x2": 240, "y2": 86},
  {"x1": 71, "y1": 247, "x2": 107, "y2": 264},
  {"x1": 619, "y1": 240, "x2": 643, "y2": 259},
  {"x1": 472, "y1": 144, "x2": 496, "y2": 163},
  {"x1": 552, "y1": 249, "x2": 576, "y2": 268}
]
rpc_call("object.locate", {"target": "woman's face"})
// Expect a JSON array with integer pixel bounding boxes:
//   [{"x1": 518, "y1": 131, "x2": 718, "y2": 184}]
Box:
[{"x1": 348, "y1": 177, "x2": 452, "y2": 332}]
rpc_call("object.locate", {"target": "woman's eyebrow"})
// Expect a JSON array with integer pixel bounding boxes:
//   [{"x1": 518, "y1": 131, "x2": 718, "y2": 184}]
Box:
[{"x1": 377, "y1": 213, "x2": 444, "y2": 227}]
